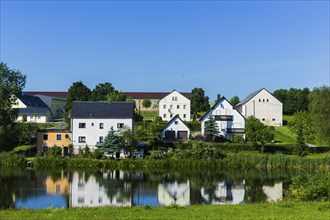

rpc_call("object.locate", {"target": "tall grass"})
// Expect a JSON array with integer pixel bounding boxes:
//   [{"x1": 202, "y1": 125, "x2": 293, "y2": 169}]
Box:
[
  {"x1": 0, "y1": 152, "x2": 26, "y2": 167},
  {"x1": 32, "y1": 153, "x2": 330, "y2": 171}
]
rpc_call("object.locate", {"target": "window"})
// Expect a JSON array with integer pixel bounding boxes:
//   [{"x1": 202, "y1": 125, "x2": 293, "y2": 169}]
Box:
[
  {"x1": 177, "y1": 105, "x2": 180, "y2": 109},
  {"x1": 99, "y1": 123, "x2": 104, "y2": 129},
  {"x1": 259, "y1": 99, "x2": 261, "y2": 102},
  {"x1": 170, "y1": 114, "x2": 173, "y2": 118},
  {"x1": 163, "y1": 114, "x2": 166, "y2": 118},
  {"x1": 78, "y1": 197, "x2": 85, "y2": 204},
  {"x1": 263, "y1": 99, "x2": 265, "y2": 102},
  {"x1": 183, "y1": 114, "x2": 186, "y2": 118},
  {"x1": 163, "y1": 105, "x2": 166, "y2": 109},
  {"x1": 170, "y1": 105, "x2": 172, "y2": 109},
  {"x1": 172, "y1": 97, "x2": 177, "y2": 101},
  {"x1": 174, "y1": 121, "x2": 178, "y2": 125},
  {"x1": 262, "y1": 118, "x2": 265, "y2": 121},
  {"x1": 272, "y1": 118, "x2": 275, "y2": 121},
  {"x1": 267, "y1": 99, "x2": 269, "y2": 102},
  {"x1": 38, "y1": 115, "x2": 41, "y2": 119},
  {"x1": 30, "y1": 116, "x2": 33, "y2": 119},
  {"x1": 78, "y1": 136, "x2": 86, "y2": 143},
  {"x1": 117, "y1": 123, "x2": 124, "y2": 129},
  {"x1": 99, "y1": 136, "x2": 104, "y2": 143},
  {"x1": 43, "y1": 134, "x2": 48, "y2": 140},
  {"x1": 56, "y1": 134, "x2": 62, "y2": 140},
  {"x1": 91, "y1": 123, "x2": 94, "y2": 126},
  {"x1": 79, "y1": 123, "x2": 86, "y2": 128},
  {"x1": 183, "y1": 105, "x2": 186, "y2": 109}
]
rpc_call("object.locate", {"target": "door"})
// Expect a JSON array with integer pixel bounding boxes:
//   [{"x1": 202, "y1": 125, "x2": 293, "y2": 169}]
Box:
[
  {"x1": 164, "y1": 130, "x2": 175, "y2": 140},
  {"x1": 178, "y1": 131, "x2": 188, "y2": 140}
]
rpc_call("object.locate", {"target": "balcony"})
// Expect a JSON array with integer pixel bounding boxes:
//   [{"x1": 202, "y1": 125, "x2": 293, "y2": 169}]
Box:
[
  {"x1": 214, "y1": 115, "x2": 233, "y2": 121},
  {"x1": 227, "y1": 128, "x2": 245, "y2": 133}
]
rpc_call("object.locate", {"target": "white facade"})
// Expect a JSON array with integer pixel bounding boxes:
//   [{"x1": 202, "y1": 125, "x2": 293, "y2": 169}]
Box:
[
  {"x1": 159, "y1": 91, "x2": 191, "y2": 121},
  {"x1": 71, "y1": 118, "x2": 133, "y2": 154},
  {"x1": 201, "y1": 97, "x2": 245, "y2": 141},
  {"x1": 16, "y1": 114, "x2": 49, "y2": 123},
  {"x1": 161, "y1": 115, "x2": 190, "y2": 141},
  {"x1": 236, "y1": 89, "x2": 283, "y2": 126},
  {"x1": 12, "y1": 96, "x2": 27, "y2": 108}
]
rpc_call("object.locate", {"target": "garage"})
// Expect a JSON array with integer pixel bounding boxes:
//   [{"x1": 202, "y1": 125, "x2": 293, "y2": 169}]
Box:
[
  {"x1": 178, "y1": 131, "x2": 188, "y2": 140},
  {"x1": 164, "y1": 130, "x2": 175, "y2": 140}
]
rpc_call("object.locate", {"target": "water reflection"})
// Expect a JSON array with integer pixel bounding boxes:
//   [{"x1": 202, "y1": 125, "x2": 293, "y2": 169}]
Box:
[{"x1": 0, "y1": 168, "x2": 288, "y2": 209}]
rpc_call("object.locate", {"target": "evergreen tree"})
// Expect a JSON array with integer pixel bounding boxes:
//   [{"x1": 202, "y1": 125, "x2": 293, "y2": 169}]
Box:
[
  {"x1": 204, "y1": 115, "x2": 219, "y2": 135},
  {"x1": 100, "y1": 127, "x2": 122, "y2": 155}
]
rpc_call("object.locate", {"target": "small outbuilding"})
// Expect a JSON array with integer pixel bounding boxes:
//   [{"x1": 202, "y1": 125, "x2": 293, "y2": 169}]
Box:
[{"x1": 161, "y1": 115, "x2": 190, "y2": 141}]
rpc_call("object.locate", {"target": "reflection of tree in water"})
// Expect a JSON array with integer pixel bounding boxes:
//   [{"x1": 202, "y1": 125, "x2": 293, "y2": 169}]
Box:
[{"x1": 0, "y1": 169, "x2": 46, "y2": 208}]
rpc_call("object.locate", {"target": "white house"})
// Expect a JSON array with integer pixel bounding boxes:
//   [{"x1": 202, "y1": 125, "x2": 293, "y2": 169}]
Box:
[
  {"x1": 161, "y1": 115, "x2": 190, "y2": 141},
  {"x1": 12, "y1": 95, "x2": 52, "y2": 123},
  {"x1": 200, "y1": 97, "x2": 245, "y2": 141},
  {"x1": 70, "y1": 101, "x2": 134, "y2": 154},
  {"x1": 158, "y1": 90, "x2": 191, "y2": 122},
  {"x1": 235, "y1": 88, "x2": 283, "y2": 126}
]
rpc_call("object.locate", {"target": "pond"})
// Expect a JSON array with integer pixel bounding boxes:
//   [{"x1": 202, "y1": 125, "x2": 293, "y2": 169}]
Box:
[{"x1": 0, "y1": 168, "x2": 295, "y2": 209}]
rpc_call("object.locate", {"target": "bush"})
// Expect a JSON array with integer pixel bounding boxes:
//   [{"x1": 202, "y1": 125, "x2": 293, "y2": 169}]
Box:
[
  {"x1": 232, "y1": 135, "x2": 245, "y2": 143},
  {"x1": 0, "y1": 152, "x2": 26, "y2": 167},
  {"x1": 46, "y1": 146, "x2": 62, "y2": 157},
  {"x1": 286, "y1": 172, "x2": 330, "y2": 201}
]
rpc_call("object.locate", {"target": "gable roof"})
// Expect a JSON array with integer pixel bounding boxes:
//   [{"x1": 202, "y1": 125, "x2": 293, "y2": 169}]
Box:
[
  {"x1": 124, "y1": 91, "x2": 190, "y2": 99},
  {"x1": 236, "y1": 88, "x2": 264, "y2": 106},
  {"x1": 23, "y1": 91, "x2": 191, "y2": 100},
  {"x1": 161, "y1": 115, "x2": 190, "y2": 132},
  {"x1": 200, "y1": 96, "x2": 245, "y2": 122},
  {"x1": 18, "y1": 95, "x2": 49, "y2": 108},
  {"x1": 71, "y1": 101, "x2": 134, "y2": 119},
  {"x1": 18, "y1": 107, "x2": 50, "y2": 115},
  {"x1": 24, "y1": 91, "x2": 68, "y2": 99}
]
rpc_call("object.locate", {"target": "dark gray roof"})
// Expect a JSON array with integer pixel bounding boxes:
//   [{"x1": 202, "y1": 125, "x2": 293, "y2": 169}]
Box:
[
  {"x1": 18, "y1": 107, "x2": 50, "y2": 115},
  {"x1": 71, "y1": 101, "x2": 134, "y2": 119},
  {"x1": 161, "y1": 114, "x2": 190, "y2": 132},
  {"x1": 19, "y1": 95, "x2": 48, "y2": 108},
  {"x1": 236, "y1": 88, "x2": 264, "y2": 106}
]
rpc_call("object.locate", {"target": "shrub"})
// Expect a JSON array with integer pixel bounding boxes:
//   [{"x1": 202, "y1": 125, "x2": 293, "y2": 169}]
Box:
[
  {"x1": 286, "y1": 172, "x2": 330, "y2": 201},
  {"x1": 46, "y1": 146, "x2": 62, "y2": 157},
  {"x1": 0, "y1": 152, "x2": 26, "y2": 167}
]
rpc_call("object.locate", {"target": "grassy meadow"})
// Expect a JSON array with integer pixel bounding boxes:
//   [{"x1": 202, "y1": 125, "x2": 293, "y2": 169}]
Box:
[{"x1": 1, "y1": 202, "x2": 329, "y2": 220}]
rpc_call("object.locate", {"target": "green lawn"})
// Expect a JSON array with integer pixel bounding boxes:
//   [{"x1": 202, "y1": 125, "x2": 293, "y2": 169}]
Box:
[
  {"x1": 273, "y1": 126, "x2": 296, "y2": 144},
  {"x1": 139, "y1": 111, "x2": 158, "y2": 121},
  {"x1": 1, "y1": 202, "x2": 329, "y2": 220}
]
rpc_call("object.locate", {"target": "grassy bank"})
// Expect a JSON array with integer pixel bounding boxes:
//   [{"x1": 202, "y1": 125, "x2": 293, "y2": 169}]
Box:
[{"x1": 1, "y1": 202, "x2": 329, "y2": 220}]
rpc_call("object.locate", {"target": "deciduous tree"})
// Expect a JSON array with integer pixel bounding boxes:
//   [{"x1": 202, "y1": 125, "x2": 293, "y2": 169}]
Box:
[
  {"x1": 0, "y1": 63, "x2": 26, "y2": 151},
  {"x1": 309, "y1": 86, "x2": 330, "y2": 145},
  {"x1": 230, "y1": 95, "x2": 240, "y2": 106},
  {"x1": 91, "y1": 82, "x2": 115, "y2": 101},
  {"x1": 142, "y1": 99, "x2": 152, "y2": 109},
  {"x1": 190, "y1": 88, "x2": 210, "y2": 118}
]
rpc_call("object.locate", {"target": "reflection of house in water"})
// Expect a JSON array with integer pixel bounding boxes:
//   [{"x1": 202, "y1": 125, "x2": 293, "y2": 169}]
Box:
[
  {"x1": 70, "y1": 171, "x2": 131, "y2": 207},
  {"x1": 158, "y1": 181, "x2": 190, "y2": 206},
  {"x1": 45, "y1": 173, "x2": 70, "y2": 195},
  {"x1": 201, "y1": 181, "x2": 245, "y2": 204},
  {"x1": 262, "y1": 182, "x2": 283, "y2": 202}
]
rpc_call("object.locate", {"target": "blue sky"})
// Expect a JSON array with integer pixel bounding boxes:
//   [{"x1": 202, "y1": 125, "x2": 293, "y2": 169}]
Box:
[{"x1": 1, "y1": 1, "x2": 329, "y2": 100}]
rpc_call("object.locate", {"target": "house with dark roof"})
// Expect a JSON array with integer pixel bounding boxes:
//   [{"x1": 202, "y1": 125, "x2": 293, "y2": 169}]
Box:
[
  {"x1": 161, "y1": 115, "x2": 190, "y2": 141},
  {"x1": 12, "y1": 95, "x2": 52, "y2": 123},
  {"x1": 235, "y1": 88, "x2": 283, "y2": 126},
  {"x1": 200, "y1": 97, "x2": 245, "y2": 141},
  {"x1": 70, "y1": 101, "x2": 134, "y2": 154}
]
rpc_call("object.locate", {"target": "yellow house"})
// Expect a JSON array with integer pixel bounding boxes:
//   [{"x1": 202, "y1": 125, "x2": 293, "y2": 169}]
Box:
[{"x1": 37, "y1": 129, "x2": 71, "y2": 156}]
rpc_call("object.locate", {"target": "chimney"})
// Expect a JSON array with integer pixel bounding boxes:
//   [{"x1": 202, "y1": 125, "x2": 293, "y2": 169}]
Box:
[{"x1": 217, "y1": 93, "x2": 221, "y2": 101}]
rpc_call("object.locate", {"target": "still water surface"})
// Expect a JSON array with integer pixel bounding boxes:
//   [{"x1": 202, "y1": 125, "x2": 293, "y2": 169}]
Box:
[{"x1": 0, "y1": 168, "x2": 294, "y2": 209}]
